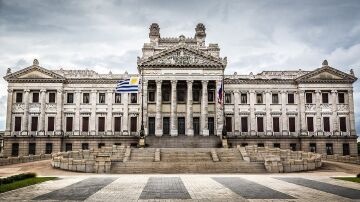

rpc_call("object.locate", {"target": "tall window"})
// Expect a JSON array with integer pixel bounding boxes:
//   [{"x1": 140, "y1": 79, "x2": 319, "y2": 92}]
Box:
[
  {"x1": 309, "y1": 143, "x2": 316, "y2": 152},
  {"x1": 323, "y1": 117, "x2": 330, "y2": 132},
  {"x1": 226, "y1": 117, "x2": 232, "y2": 132},
  {"x1": 82, "y1": 117, "x2": 89, "y2": 132},
  {"x1": 83, "y1": 93, "x2": 90, "y2": 104},
  {"x1": 273, "y1": 143, "x2": 280, "y2": 148},
  {"x1": 99, "y1": 93, "x2": 106, "y2": 103},
  {"x1": 225, "y1": 93, "x2": 231, "y2": 104},
  {"x1": 114, "y1": 117, "x2": 121, "y2": 132},
  {"x1": 11, "y1": 143, "x2": 19, "y2": 157},
  {"x1": 98, "y1": 143, "x2": 105, "y2": 148},
  {"x1": 272, "y1": 94, "x2": 279, "y2": 104},
  {"x1": 14, "y1": 117, "x2": 22, "y2": 132},
  {"x1": 131, "y1": 117, "x2": 137, "y2": 132},
  {"x1": 256, "y1": 94, "x2": 263, "y2": 104},
  {"x1": 289, "y1": 117, "x2": 296, "y2": 132},
  {"x1": 45, "y1": 143, "x2": 53, "y2": 154},
  {"x1": 16, "y1": 92, "x2": 23, "y2": 103},
  {"x1": 31, "y1": 117, "x2": 38, "y2": 131},
  {"x1": 49, "y1": 92, "x2": 56, "y2": 103},
  {"x1": 241, "y1": 117, "x2": 248, "y2": 132},
  {"x1": 338, "y1": 93, "x2": 345, "y2": 104},
  {"x1": 257, "y1": 117, "x2": 264, "y2": 132},
  {"x1": 288, "y1": 93, "x2": 294, "y2": 104},
  {"x1": 32, "y1": 92, "x2": 39, "y2": 103},
  {"x1": 339, "y1": 117, "x2": 347, "y2": 132},
  {"x1": 208, "y1": 90, "x2": 215, "y2": 102},
  {"x1": 98, "y1": 117, "x2": 105, "y2": 132},
  {"x1": 290, "y1": 143, "x2": 297, "y2": 151},
  {"x1": 115, "y1": 93, "x2": 121, "y2": 103},
  {"x1": 148, "y1": 91, "x2": 155, "y2": 102},
  {"x1": 241, "y1": 93, "x2": 247, "y2": 104},
  {"x1": 273, "y1": 117, "x2": 280, "y2": 132},
  {"x1": 67, "y1": 93, "x2": 74, "y2": 104},
  {"x1": 66, "y1": 117, "x2": 73, "y2": 132},
  {"x1": 130, "y1": 93, "x2": 137, "y2": 104},
  {"x1": 28, "y1": 143, "x2": 36, "y2": 155},
  {"x1": 306, "y1": 93, "x2": 313, "y2": 104},
  {"x1": 163, "y1": 86, "x2": 171, "y2": 102},
  {"x1": 343, "y1": 143, "x2": 350, "y2": 155},
  {"x1": 47, "y1": 117, "x2": 55, "y2": 131},
  {"x1": 326, "y1": 143, "x2": 333, "y2": 155},
  {"x1": 82, "y1": 143, "x2": 89, "y2": 150},
  {"x1": 322, "y1": 93, "x2": 329, "y2": 103},
  {"x1": 178, "y1": 88, "x2": 186, "y2": 102},
  {"x1": 65, "y1": 143, "x2": 72, "y2": 152},
  {"x1": 192, "y1": 86, "x2": 200, "y2": 102},
  {"x1": 307, "y1": 117, "x2": 314, "y2": 132}
]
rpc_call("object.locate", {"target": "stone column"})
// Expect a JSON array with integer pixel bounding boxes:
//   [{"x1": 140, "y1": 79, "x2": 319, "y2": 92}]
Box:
[
  {"x1": 170, "y1": 80, "x2": 178, "y2": 136},
  {"x1": 186, "y1": 80, "x2": 194, "y2": 136},
  {"x1": 5, "y1": 89, "x2": 13, "y2": 136},
  {"x1": 74, "y1": 90, "x2": 81, "y2": 135},
  {"x1": 315, "y1": 90, "x2": 321, "y2": 133},
  {"x1": 299, "y1": 90, "x2": 306, "y2": 135},
  {"x1": 281, "y1": 90, "x2": 288, "y2": 135},
  {"x1": 23, "y1": 89, "x2": 30, "y2": 133},
  {"x1": 348, "y1": 89, "x2": 356, "y2": 135},
  {"x1": 265, "y1": 90, "x2": 271, "y2": 135},
  {"x1": 155, "y1": 80, "x2": 163, "y2": 136},
  {"x1": 39, "y1": 89, "x2": 46, "y2": 132},
  {"x1": 215, "y1": 80, "x2": 223, "y2": 136},
  {"x1": 55, "y1": 89, "x2": 63, "y2": 134},
  {"x1": 249, "y1": 90, "x2": 256, "y2": 135},
  {"x1": 331, "y1": 90, "x2": 338, "y2": 133},
  {"x1": 106, "y1": 90, "x2": 113, "y2": 135},
  {"x1": 234, "y1": 90, "x2": 240, "y2": 135},
  {"x1": 201, "y1": 80, "x2": 209, "y2": 136},
  {"x1": 90, "y1": 89, "x2": 97, "y2": 135},
  {"x1": 122, "y1": 93, "x2": 129, "y2": 135},
  {"x1": 142, "y1": 80, "x2": 148, "y2": 136}
]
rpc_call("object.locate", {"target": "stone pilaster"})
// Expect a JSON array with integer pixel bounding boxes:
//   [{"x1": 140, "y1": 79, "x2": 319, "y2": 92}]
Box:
[
  {"x1": 5, "y1": 89, "x2": 13, "y2": 136},
  {"x1": 170, "y1": 80, "x2": 178, "y2": 136},
  {"x1": 281, "y1": 90, "x2": 288, "y2": 135},
  {"x1": 348, "y1": 89, "x2": 356, "y2": 135},
  {"x1": 201, "y1": 80, "x2": 209, "y2": 136},
  {"x1": 23, "y1": 89, "x2": 30, "y2": 133},
  {"x1": 234, "y1": 90, "x2": 240, "y2": 135},
  {"x1": 106, "y1": 90, "x2": 113, "y2": 135},
  {"x1": 186, "y1": 80, "x2": 194, "y2": 136},
  {"x1": 122, "y1": 93, "x2": 129, "y2": 135},
  {"x1": 265, "y1": 90, "x2": 271, "y2": 135},
  {"x1": 315, "y1": 90, "x2": 321, "y2": 132},
  {"x1": 39, "y1": 89, "x2": 46, "y2": 132},
  {"x1": 331, "y1": 90, "x2": 338, "y2": 132},
  {"x1": 90, "y1": 89, "x2": 97, "y2": 135},
  {"x1": 155, "y1": 80, "x2": 163, "y2": 136},
  {"x1": 55, "y1": 89, "x2": 63, "y2": 134},
  {"x1": 249, "y1": 90, "x2": 256, "y2": 135},
  {"x1": 74, "y1": 90, "x2": 81, "y2": 135},
  {"x1": 299, "y1": 90, "x2": 306, "y2": 135},
  {"x1": 142, "y1": 80, "x2": 148, "y2": 136},
  {"x1": 215, "y1": 80, "x2": 223, "y2": 136}
]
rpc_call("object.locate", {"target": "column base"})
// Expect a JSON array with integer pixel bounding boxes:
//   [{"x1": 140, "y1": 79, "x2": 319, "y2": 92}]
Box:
[
  {"x1": 155, "y1": 129, "x2": 163, "y2": 136},
  {"x1": 186, "y1": 129, "x2": 194, "y2": 136},
  {"x1": 202, "y1": 129, "x2": 209, "y2": 136},
  {"x1": 234, "y1": 130, "x2": 240, "y2": 136},
  {"x1": 4, "y1": 130, "x2": 11, "y2": 136},
  {"x1": 122, "y1": 130, "x2": 129, "y2": 136},
  {"x1": 170, "y1": 129, "x2": 178, "y2": 136},
  {"x1": 106, "y1": 130, "x2": 113, "y2": 136}
]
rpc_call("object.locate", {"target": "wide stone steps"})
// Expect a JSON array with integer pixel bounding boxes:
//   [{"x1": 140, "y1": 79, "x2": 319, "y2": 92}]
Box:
[
  {"x1": 145, "y1": 136, "x2": 222, "y2": 148},
  {"x1": 217, "y1": 148, "x2": 244, "y2": 162},
  {"x1": 130, "y1": 148, "x2": 155, "y2": 162}
]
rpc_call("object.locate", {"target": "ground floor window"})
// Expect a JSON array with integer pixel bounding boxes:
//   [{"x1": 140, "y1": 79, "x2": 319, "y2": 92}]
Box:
[
  {"x1": 309, "y1": 143, "x2": 316, "y2": 153},
  {"x1": 114, "y1": 117, "x2": 121, "y2": 132},
  {"x1": 225, "y1": 117, "x2": 232, "y2": 132},
  {"x1": 45, "y1": 143, "x2": 53, "y2": 154},
  {"x1": 193, "y1": 117, "x2": 200, "y2": 135},
  {"x1": 339, "y1": 117, "x2": 347, "y2": 132},
  {"x1": 273, "y1": 117, "x2": 280, "y2": 132},
  {"x1": 257, "y1": 143, "x2": 264, "y2": 147},
  {"x1": 98, "y1": 143, "x2": 105, "y2": 148},
  {"x1": 163, "y1": 117, "x2": 170, "y2": 135},
  {"x1": 98, "y1": 117, "x2": 105, "y2": 132},
  {"x1": 82, "y1": 117, "x2": 89, "y2": 132},
  {"x1": 148, "y1": 117, "x2": 155, "y2": 135},
  {"x1": 326, "y1": 143, "x2": 333, "y2": 155},
  {"x1": 257, "y1": 117, "x2": 264, "y2": 132},
  {"x1": 130, "y1": 117, "x2": 137, "y2": 132},
  {"x1": 273, "y1": 143, "x2": 280, "y2": 148},
  {"x1": 208, "y1": 117, "x2": 214, "y2": 135},
  {"x1": 241, "y1": 143, "x2": 248, "y2": 147},
  {"x1": 28, "y1": 143, "x2": 36, "y2": 155},
  {"x1": 289, "y1": 117, "x2": 296, "y2": 132},
  {"x1": 241, "y1": 117, "x2": 248, "y2": 132},
  {"x1": 11, "y1": 143, "x2": 19, "y2": 157},
  {"x1": 82, "y1": 143, "x2": 89, "y2": 150},
  {"x1": 290, "y1": 143, "x2": 297, "y2": 151},
  {"x1": 65, "y1": 143, "x2": 72, "y2": 152},
  {"x1": 343, "y1": 143, "x2": 350, "y2": 155},
  {"x1": 14, "y1": 117, "x2": 22, "y2": 132},
  {"x1": 307, "y1": 117, "x2": 314, "y2": 132}
]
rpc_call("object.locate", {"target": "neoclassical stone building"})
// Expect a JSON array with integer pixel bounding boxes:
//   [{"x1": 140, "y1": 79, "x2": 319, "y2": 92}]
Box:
[{"x1": 1, "y1": 23, "x2": 358, "y2": 157}]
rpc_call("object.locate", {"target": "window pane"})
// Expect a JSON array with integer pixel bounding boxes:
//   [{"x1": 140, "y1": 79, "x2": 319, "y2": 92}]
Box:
[
  {"x1": 31, "y1": 117, "x2": 38, "y2": 131},
  {"x1": 257, "y1": 117, "x2": 264, "y2": 132},
  {"x1": 28, "y1": 143, "x2": 36, "y2": 155},
  {"x1": 45, "y1": 143, "x2": 53, "y2": 154},
  {"x1": 338, "y1": 93, "x2": 345, "y2": 104},
  {"x1": 273, "y1": 117, "x2": 279, "y2": 132},
  {"x1": 65, "y1": 143, "x2": 72, "y2": 152},
  {"x1": 99, "y1": 93, "x2": 106, "y2": 103},
  {"x1": 131, "y1": 93, "x2": 137, "y2": 103},
  {"x1": 272, "y1": 94, "x2": 279, "y2": 104},
  {"x1": 208, "y1": 90, "x2": 214, "y2": 102},
  {"x1": 131, "y1": 117, "x2": 137, "y2": 132},
  {"x1": 289, "y1": 117, "x2": 295, "y2": 132},
  {"x1": 115, "y1": 93, "x2": 121, "y2": 103},
  {"x1": 288, "y1": 93, "x2": 294, "y2": 104},
  {"x1": 67, "y1": 93, "x2": 74, "y2": 103},
  {"x1": 306, "y1": 93, "x2": 312, "y2": 104},
  {"x1": 339, "y1": 117, "x2": 347, "y2": 132},
  {"x1": 66, "y1": 117, "x2": 73, "y2": 132},
  {"x1": 82, "y1": 117, "x2": 89, "y2": 132},
  {"x1": 322, "y1": 93, "x2": 329, "y2": 103},
  {"x1": 226, "y1": 117, "x2": 232, "y2": 132},
  {"x1": 16, "y1": 92, "x2": 23, "y2": 103},
  {"x1": 83, "y1": 93, "x2": 90, "y2": 103},
  {"x1": 148, "y1": 91, "x2": 155, "y2": 102},
  {"x1": 49, "y1": 93, "x2": 56, "y2": 103},
  {"x1": 48, "y1": 117, "x2": 55, "y2": 131},
  {"x1": 114, "y1": 117, "x2": 121, "y2": 132},
  {"x1": 241, "y1": 117, "x2": 248, "y2": 132},
  {"x1": 256, "y1": 94, "x2": 263, "y2": 104},
  {"x1": 241, "y1": 94, "x2": 247, "y2": 104},
  {"x1": 32, "y1": 92, "x2": 39, "y2": 103},
  {"x1": 82, "y1": 143, "x2": 89, "y2": 150},
  {"x1": 326, "y1": 143, "x2": 333, "y2": 155},
  {"x1": 307, "y1": 117, "x2": 314, "y2": 132},
  {"x1": 98, "y1": 117, "x2": 105, "y2": 132},
  {"x1": 323, "y1": 117, "x2": 330, "y2": 132},
  {"x1": 225, "y1": 93, "x2": 231, "y2": 103},
  {"x1": 15, "y1": 117, "x2": 22, "y2": 131}
]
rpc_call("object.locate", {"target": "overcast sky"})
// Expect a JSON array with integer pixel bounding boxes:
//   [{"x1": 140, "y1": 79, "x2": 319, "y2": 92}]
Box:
[{"x1": 0, "y1": 0, "x2": 359, "y2": 134}]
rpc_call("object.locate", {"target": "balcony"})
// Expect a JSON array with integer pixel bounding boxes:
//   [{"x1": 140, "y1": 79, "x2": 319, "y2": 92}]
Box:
[
  {"x1": 305, "y1": 104, "x2": 316, "y2": 112},
  {"x1": 337, "y1": 104, "x2": 349, "y2": 112}
]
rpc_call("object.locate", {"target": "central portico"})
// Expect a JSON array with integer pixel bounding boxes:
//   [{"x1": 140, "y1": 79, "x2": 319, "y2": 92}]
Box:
[{"x1": 138, "y1": 23, "x2": 227, "y2": 137}]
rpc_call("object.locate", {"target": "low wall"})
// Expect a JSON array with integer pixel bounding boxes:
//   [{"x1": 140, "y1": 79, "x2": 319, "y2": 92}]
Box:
[
  {"x1": 322, "y1": 154, "x2": 360, "y2": 164},
  {"x1": 240, "y1": 145, "x2": 322, "y2": 173},
  {"x1": 0, "y1": 154, "x2": 52, "y2": 166}
]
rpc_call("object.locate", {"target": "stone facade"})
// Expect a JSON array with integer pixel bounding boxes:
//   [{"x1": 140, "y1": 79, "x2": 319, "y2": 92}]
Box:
[{"x1": 1, "y1": 23, "x2": 358, "y2": 157}]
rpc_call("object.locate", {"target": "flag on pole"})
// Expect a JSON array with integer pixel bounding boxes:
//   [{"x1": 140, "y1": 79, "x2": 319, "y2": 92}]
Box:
[
  {"x1": 217, "y1": 80, "x2": 223, "y2": 105},
  {"x1": 116, "y1": 77, "x2": 140, "y2": 93}
]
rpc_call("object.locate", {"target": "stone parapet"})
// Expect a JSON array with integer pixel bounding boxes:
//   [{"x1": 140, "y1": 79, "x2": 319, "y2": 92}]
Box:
[
  {"x1": 323, "y1": 154, "x2": 360, "y2": 164},
  {"x1": 0, "y1": 153, "x2": 52, "y2": 166}
]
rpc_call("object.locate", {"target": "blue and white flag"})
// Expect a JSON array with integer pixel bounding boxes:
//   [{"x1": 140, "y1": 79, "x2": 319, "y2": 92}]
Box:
[{"x1": 116, "y1": 77, "x2": 140, "y2": 93}]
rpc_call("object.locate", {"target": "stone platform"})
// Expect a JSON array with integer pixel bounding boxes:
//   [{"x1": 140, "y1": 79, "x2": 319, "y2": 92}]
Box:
[{"x1": 145, "y1": 136, "x2": 222, "y2": 148}]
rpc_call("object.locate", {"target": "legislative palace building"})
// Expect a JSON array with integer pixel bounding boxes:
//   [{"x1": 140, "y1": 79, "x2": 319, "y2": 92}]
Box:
[{"x1": 1, "y1": 23, "x2": 358, "y2": 157}]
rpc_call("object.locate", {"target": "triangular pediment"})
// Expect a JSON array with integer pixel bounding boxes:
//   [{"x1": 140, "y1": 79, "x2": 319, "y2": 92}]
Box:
[
  {"x1": 296, "y1": 66, "x2": 357, "y2": 83},
  {"x1": 138, "y1": 45, "x2": 226, "y2": 68},
  {"x1": 4, "y1": 64, "x2": 65, "y2": 82}
]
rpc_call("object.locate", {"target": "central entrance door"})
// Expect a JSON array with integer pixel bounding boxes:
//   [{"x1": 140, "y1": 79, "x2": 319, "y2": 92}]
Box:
[
  {"x1": 208, "y1": 117, "x2": 214, "y2": 135},
  {"x1": 148, "y1": 117, "x2": 155, "y2": 136},
  {"x1": 193, "y1": 117, "x2": 200, "y2": 135},
  {"x1": 163, "y1": 117, "x2": 170, "y2": 135},
  {"x1": 178, "y1": 117, "x2": 185, "y2": 135}
]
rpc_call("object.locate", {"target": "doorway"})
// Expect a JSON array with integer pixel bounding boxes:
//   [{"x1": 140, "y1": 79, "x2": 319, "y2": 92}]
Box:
[
  {"x1": 178, "y1": 117, "x2": 185, "y2": 135},
  {"x1": 193, "y1": 117, "x2": 200, "y2": 135}
]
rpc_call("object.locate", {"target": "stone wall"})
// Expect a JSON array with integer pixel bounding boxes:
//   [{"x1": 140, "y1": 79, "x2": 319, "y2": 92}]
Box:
[
  {"x1": 323, "y1": 154, "x2": 360, "y2": 164},
  {"x1": 0, "y1": 153, "x2": 52, "y2": 166},
  {"x1": 240, "y1": 145, "x2": 322, "y2": 173}
]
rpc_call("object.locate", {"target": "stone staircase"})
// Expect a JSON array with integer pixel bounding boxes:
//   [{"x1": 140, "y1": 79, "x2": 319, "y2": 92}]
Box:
[
  {"x1": 145, "y1": 136, "x2": 222, "y2": 148},
  {"x1": 130, "y1": 148, "x2": 155, "y2": 162}
]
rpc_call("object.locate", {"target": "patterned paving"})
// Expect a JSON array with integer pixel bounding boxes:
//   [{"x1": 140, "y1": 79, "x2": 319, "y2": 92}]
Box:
[{"x1": 0, "y1": 175, "x2": 359, "y2": 201}]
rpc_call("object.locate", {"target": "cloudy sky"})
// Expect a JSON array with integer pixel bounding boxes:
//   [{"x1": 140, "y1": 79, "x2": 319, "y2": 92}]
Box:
[{"x1": 0, "y1": 0, "x2": 359, "y2": 134}]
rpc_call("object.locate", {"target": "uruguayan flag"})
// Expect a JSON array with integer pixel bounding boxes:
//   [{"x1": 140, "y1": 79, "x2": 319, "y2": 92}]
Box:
[{"x1": 116, "y1": 77, "x2": 140, "y2": 93}]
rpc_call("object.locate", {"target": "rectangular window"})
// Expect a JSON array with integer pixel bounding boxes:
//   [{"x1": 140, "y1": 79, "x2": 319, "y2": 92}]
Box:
[
  {"x1": 257, "y1": 117, "x2": 264, "y2": 132},
  {"x1": 98, "y1": 117, "x2": 105, "y2": 132},
  {"x1": 130, "y1": 93, "x2": 137, "y2": 104},
  {"x1": 47, "y1": 117, "x2": 55, "y2": 131},
  {"x1": 272, "y1": 94, "x2": 279, "y2": 104},
  {"x1": 130, "y1": 117, "x2": 137, "y2": 132},
  {"x1": 343, "y1": 143, "x2": 350, "y2": 155},
  {"x1": 114, "y1": 93, "x2": 121, "y2": 103},
  {"x1": 193, "y1": 90, "x2": 200, "y2": 102},
  {"x1": 177, "y1": 89, "x2": 186, "y2": 102},
  {"x1": 31, "y1": 117, "x2": 38, "y2": 131},
  {"x1": 225, "y1": 93, "x2": 231, "y2": 104},
  {"x1": 309, "y1": 143, "x2": 316, "y2": 153},
  {"x1": 256, "y1": 94, "x2": 263, "y2": 104},
  {"x1": 82, "y1": 143, "x2": 89, "y2": 150},
  {"x1": 326, "y1": 143, "x2": 333, "y2": 155},
  {"x1": 290, "y1": 143, "x2": 297, "y2": 151},
  {"x1": 65, "y1": 143, "x2": 72, "y2": 152},
  {"x1": 32, "y1": 92, "x2": 39, "y2": 103},
  {"x1": 241, "y1": 143, "x2": 248, "y2": 147},
  {"x1": 226, "y1": 117, "x2": 232, "y2": 132},
  {"x1": 306, "y1": 93, "x2": 313, "y2": 104},
  {"x1": 114, "y1": 117, "x2": 121, "y2": 132},
  {"x1": 274, "y1": 143, "x2": 280, "y2": 148},
  {"x1": 45, "y1": 143, "x2": 53, "y2": 154},
  {"x1": 307, "y1": 117, "x2": 314, "y2": 132},
  {"x1": 148, "y1": 117, "x2": 155, "y2": 135},
  {"x1": 258, "y1": 143, "x2": 265, "y2": 147},
  {"x1": 289, "y1": 117, "x2": 296, "y2": 132},
  {"x1": 163, "y1": 117, "x2": 170, "y2": 135},
  {"x1": 322, "y1": 93, "x2": 329, "y2": 103},
  {"x1": 67, "y1": 93, "x2": 74, "y2": 104},
  {"x1": 208, "y1": 90, "x2": 214, "y2": 102},
  {"x1": 241, "y1": 93, "x2": 247, "y2": 104},
  {"x1": 288, "y1": 93, "x2": 294, "y2": 104},
  {"x1": 148, "y1": 91, "x2": 155, "y2": 102},
  {"x1": 15, "y1": 117, "x2": 22, "y2": 132},
  {"x1": 28, "y1": 143, "x2": 36, "y2": 155},
  {"x1": 66, "y1": 117, "x2": 73, "y2": 132},
  {"x1": 323, "y1": 117, "x2": 330, "y2": 132},
  {"x1": 241, "y1": 117, "x2": 248, "y2": 132},
  {"x1": 16, "y1": 92, "x2": 23, "y2": 103},
  {"x1": 339, "y1": 117, "x2": 347, "y2": 132},
  {"x1": 11, "y1": 143, "x2": 19, "y2": 157},
  {"x1": 338, "y1": 93, "x2": 345, "y2": 104},
  {"x1": 99, "y1": 93, "x2": 106, "y2": 103},
  {"x1": 83, "y1": 93, "x2": 90, "y2": 104},
  {"x1": 163, "y1": 89, "x2": 171, "y2": 102},
  {"x1": 49, "y1": 92, "x2": 56, "y2": 103},
  {"x1": 82, "y1": 117, "x2": 89, "y2": 132},
  {"x1": 98, "y1": 143, "x2": 105, "y2": 148},
  {"x1": 273, "y1": 117, "x2": 280, "y2": 132}
]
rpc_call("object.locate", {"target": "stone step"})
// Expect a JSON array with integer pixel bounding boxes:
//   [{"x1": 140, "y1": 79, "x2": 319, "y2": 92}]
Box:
[{"x1": 145, "y1": 136, "x2": 222, "y2": 148}]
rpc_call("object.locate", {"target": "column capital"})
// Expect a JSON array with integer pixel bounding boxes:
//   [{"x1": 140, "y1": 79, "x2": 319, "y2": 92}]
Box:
[
  {"x1": 156, "y1": 80, "x2": 162, "y2": 85},
  {"x1": 265, "y1": 90, "x2": 271, "y2": 94},
  {"x1": 298, "y1": 90, "x2": 305, "y2": 94},
  {"x1": 7, "y1": 89, "x2": 13, "y2": 93},
  {"x1": 249, "y1": 90, "x2": 255, "y2": 93},
  {"x1": 24, "y1": 89, "x2": 30, "y2": 93},
  {"x1": 201, "y1": 80, "x2": 209, "y2": 85},
  {"x1": 57, "y1": 89, "x2": 64, "y2": 93},
  {"x1": 75, "y1": 90, "x2": 82, "y2": 93},
  {"x1": 186, "y1": 80, "x2": 193, "y2": 85},
  {"x1": 280, "y1": 90, "x2": 287, "y2": 94},
  {"x1": 91, "y1": 89, "x2": 97, "y2": 93},
  {"x1": 331, "y1": 90, "x2": 337, "y2": 94},
  {"x1": 40, "y1": 89, "x2": 46, "y2": 93},
  {"x1": 171, "y1": 80, "x2": 177, "y2": 85},
  {"x1": 234, "y1": 89, "x2": 240, "y2": 94},
  {"x1": 348, "y1": 89, "x2": 353, "y2": 94},
  {"x1": 315, "y1": 90, "x2": 321, "y2": 94},
  {"x1": 106, "y1": 89, "x2": 113, "y2": 93}
]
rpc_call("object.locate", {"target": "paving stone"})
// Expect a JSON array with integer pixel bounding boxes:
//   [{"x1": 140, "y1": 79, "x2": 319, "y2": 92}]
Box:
[{"x1": 139, "y1": 177, "x2": 191, "y2": 199}]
